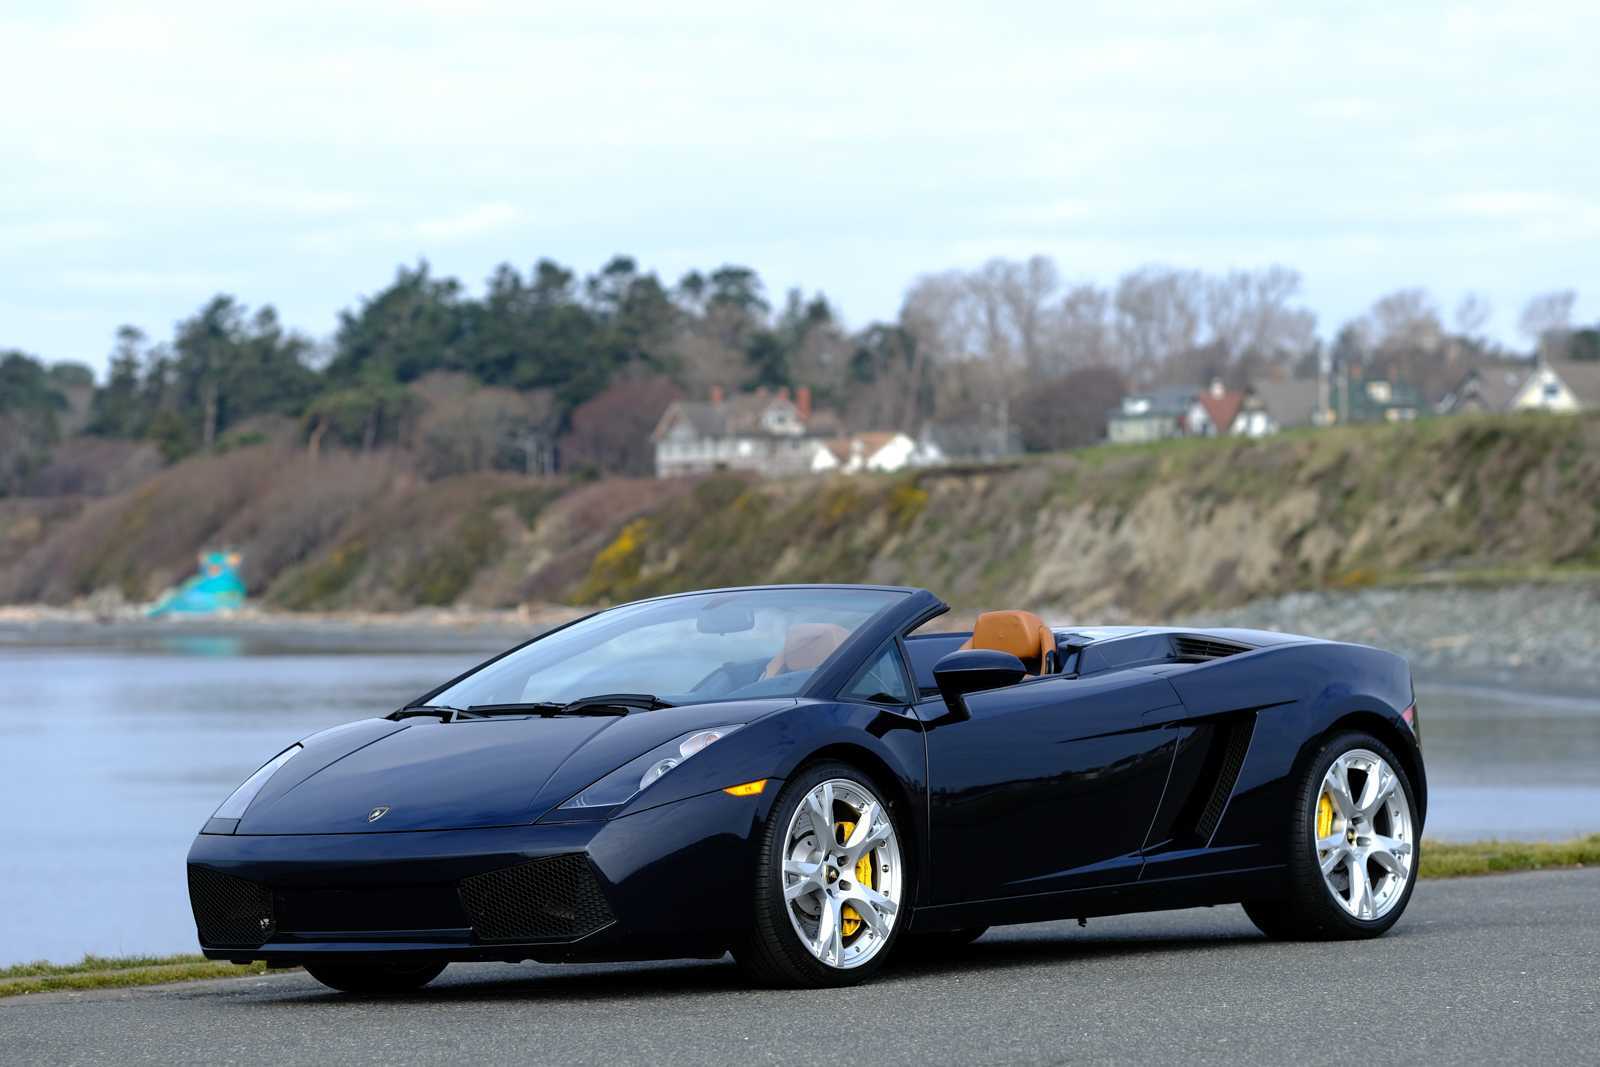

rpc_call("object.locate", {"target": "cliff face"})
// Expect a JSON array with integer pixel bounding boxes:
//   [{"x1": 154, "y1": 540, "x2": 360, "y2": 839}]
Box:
[
  {"x1": 4, "y1": 413, "x2": 1598, "y2": 616},
  {"x1": 575, "y1": 414, "x2": 1600, "y2": 617}
]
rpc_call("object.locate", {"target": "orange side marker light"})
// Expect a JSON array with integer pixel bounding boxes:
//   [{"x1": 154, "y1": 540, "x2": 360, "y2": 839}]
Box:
[{"x1": 723, "y1": 779, "x2": 768, "y2": 797}]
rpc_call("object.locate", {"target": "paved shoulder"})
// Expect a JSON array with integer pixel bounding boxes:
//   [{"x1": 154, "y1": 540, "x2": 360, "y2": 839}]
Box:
[{"x1": 5, "y1": 869, "x2": 1597, "y2": 1065}]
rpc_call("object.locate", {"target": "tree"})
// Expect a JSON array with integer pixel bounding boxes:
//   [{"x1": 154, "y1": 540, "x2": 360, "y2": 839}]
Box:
[
  {"x1": 168, "y1": 296, "x2": 317, "y2": 454},
  {"x1": 1113, "y1": 266, "x2": 1204, "y2": 377},
  {"x1": 410, "y1": 374, "x2": 557, "y2": 479},
  {"x1": 327, "y1": 262, "x2": 467, "y2": 384},
  {"x1": 559, "y1": 375, "x2": 682, "y2": 476},
  {"x1": 1057, "y1": 284, "x2": 1114, "y2": 368},
  {"x1": 303, "y1": 377, "x2": 420, "y2": 455},
  {"x1": 1012, "y1": 365, "x2": 1127, "y2": 453},
  {"x1": 1519, "y1": 290, "x2": 1578, "y2": 359},
  {"x1": 1203, "y1": 266, "x2": 1316, "y2": 363},
  {"x1": 1454, "y1": 292, "x2": 1492, "y2": 339}
]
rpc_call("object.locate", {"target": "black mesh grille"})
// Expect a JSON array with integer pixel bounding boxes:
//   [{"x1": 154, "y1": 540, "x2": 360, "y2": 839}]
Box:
[
  {"x1": 1173, "y1": 636, "x2": 1252, "y2": 662},
  {"x1": 187, "y1": 866, "x2": 275, "y2": 948},
  {"x1": 458, "y1": 855, "x2": 614, "y2": 942},
  {"x1": 1195, "y1": 715, "x2": 1256, "y2": 842}
]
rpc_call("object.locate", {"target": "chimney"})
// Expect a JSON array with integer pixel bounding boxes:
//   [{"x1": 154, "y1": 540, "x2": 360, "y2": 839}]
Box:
[
  {"x1": 796, "y1": 385, "x2": 812, "y2": 421},
  {"x1": 777, "y1": 386, "x2": 790, "y2": 402},
  {"x1": 710, "y1": 385, "x2": 724, "y2": 406}
]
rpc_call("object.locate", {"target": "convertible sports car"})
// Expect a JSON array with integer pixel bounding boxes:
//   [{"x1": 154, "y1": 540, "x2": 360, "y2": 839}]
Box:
[{"x1": 187, "y1": 584, "x2": 1425, "y2": 992}]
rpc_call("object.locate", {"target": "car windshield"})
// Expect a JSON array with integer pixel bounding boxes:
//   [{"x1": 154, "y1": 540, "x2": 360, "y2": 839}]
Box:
[{"x1": 429, "y1": 587, "x2": 907, "y2": 709}]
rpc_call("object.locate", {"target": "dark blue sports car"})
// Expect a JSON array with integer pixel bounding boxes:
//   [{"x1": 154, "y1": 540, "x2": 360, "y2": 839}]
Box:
[{"x1": 187, "y1": 584, "x2": 1425, "y2": 992}]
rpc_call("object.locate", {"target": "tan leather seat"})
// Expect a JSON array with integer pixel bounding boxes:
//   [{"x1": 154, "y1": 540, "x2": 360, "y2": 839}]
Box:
[
  {"x1": 959, "y1": 610, "x2": 1056, "y2": 675},
  {"x1": 763, "y1": 622, "x2": 851, "y2": 678}
]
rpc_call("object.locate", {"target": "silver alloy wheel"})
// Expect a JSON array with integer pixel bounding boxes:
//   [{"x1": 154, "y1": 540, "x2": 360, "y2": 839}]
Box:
[
  {"x1": 781, "y1": 777, "x2": 903, "y2": 969},
  {"x1": 1315, "y1": 748, "x2": 1414, "y2": 921}
]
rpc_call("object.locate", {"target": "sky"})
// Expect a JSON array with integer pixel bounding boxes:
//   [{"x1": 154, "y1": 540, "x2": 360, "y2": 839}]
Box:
[{"x1": 3, "y1": 1, "x2": 1597, "y2": 375}]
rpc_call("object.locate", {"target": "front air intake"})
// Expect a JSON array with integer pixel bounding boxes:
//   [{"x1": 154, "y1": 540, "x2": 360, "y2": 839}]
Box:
[
  {"x1": 458, "y1": 854, "x2": 614, "y2": 942},
  {"x1": 187, "y1": 866, "x2": 275, "y2": 948}
]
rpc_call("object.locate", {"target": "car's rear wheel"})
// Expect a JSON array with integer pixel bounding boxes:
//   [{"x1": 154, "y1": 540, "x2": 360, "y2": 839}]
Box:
[
  {"x1": 304, "y1": 960, "x2": 447, "y2": 994},
  {"x1": 734, "y1": 761, "x2": 908, "y2": 987},
  {"x1": 1244, "y1": 731, "x2": 1419, "y2": 940}
]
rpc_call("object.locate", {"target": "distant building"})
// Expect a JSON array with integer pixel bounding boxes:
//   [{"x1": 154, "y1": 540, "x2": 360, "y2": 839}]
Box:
[
  {"x1": 652, "y1": 386, "x2": 840, "y2": 478},
  {"x1": 1107, "y1": 385, "x2": 1198, "y2": 444},
  {"x1": 915, "y1": 422, "x2": 1021, "y2": 463},
  {"x1": 1436, "y1": 361, "x2": 1537, "y2": 415},
  {"x1": 1186, "y1": 381, "x2": 1247, "y2": 437},
  {"x1": 1250, "y1": 378, "x2": 1323, "y2": 431},
  {"x1": 1437, "y1": 357, "x2": 1600, "y2": 415},
  {"x1": 809, "y1": 432, "x2": 928, "y2": 474},
  {"x1": 1329, "y1": 372, "x2": 1423, "y2": 424}
]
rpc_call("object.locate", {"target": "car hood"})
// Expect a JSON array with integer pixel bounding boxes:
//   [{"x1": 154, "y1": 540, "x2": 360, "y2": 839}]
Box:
[{"x1": 234, "y1": 699, "x2": 793, "y2": 835}]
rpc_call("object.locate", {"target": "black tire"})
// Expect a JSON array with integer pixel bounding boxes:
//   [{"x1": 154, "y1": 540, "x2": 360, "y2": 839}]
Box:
[
  {"x1": 733, "y1": 760, "x2": 910, "y2": 988},
  {"x1": 1244, "y1": 730, "x2": 1420, "y2": 941},
  {"x1": 900, "y1": 926, "x2": 988, "y2": 957},
  {"x1": 304, "y1": 960, "x2": 447, "y2": 994}
]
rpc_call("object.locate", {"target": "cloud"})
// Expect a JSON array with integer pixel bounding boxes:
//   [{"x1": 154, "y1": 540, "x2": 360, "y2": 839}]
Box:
[
  {"x1": 2, "y1": 0, "x2": 1597, "y2": 368},
  {"x1": 412, "y1": 203, "x2": 524, "y2": 242},
  {"x1": 1440, "y1": 191, "x2": 1600, "y2": 238}
]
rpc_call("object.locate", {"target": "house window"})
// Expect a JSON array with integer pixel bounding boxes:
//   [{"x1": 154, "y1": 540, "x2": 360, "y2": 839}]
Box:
[{"x1": 1543, "y1": 381, "x2": 1561, "y2": 401}]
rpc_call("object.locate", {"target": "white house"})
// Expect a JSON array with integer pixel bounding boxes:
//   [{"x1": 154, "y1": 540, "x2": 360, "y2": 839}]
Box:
[
  {"x1": 810, "y1": 432, "x2": 925, "y2": 474},
  {"x1": 652, "y1": 386, "x2": 840, "y2": 478},
  {"x1": 1439, "y1": 357, "x2": 1600, "y2": 415}
]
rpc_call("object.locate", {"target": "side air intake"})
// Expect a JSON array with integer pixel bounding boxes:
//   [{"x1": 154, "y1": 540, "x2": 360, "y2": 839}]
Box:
[
  {"x1": 1173, "y1": 635, "x2": 1252, "y2": 662},
  {"x1": 1193, "y1": 713, "x2": 1257, "y2": 843},
  {"x1": 458, "y1": 854, "x2": 615, "y2": 942},
  {"x1": 187, "y1": 866, "x2": 275, "y2": 948}
]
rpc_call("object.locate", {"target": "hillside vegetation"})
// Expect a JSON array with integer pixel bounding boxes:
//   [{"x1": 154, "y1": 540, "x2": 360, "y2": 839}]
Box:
[{"x1": 3, "y1": 414, "x2": 1597, "y2": 617}]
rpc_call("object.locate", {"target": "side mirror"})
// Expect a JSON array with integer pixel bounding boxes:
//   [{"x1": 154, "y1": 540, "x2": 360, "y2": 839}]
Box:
[{"x1": 932, "y1": 649, "x2": 1027, "y2": 719}]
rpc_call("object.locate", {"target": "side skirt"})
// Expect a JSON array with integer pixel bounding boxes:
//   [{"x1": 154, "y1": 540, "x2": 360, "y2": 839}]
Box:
[{"x1": 908, "y1": 865, "x2": 1287, "y2": 933}]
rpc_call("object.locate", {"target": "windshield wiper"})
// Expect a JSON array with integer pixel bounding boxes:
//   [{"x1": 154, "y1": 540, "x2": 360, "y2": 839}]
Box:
[
  {"x1": 391, "y1": 704, "x2": 483, "y2": 722},
  {"x1": 467, "y1": 693, "x2": 675, "y2": 718}
]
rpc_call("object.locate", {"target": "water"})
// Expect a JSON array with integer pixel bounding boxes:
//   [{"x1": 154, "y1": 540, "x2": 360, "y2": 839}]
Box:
[
  {"x1": 2, "y1": 631, "x2": 1597, "y2": 966},
  {"x1": 0, "y1": 628, "x2": 505, "y2": 967}
]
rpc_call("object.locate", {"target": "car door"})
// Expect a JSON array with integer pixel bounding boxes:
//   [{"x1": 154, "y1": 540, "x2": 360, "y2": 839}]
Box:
[{"x1": 920, "y1": 668, "x2": 1184, "y2": 903}]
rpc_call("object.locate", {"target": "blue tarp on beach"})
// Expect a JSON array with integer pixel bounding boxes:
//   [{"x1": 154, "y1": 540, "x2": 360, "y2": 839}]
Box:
[{"x1": 147, "y1": 551, "x2": 246, "y2": 617}]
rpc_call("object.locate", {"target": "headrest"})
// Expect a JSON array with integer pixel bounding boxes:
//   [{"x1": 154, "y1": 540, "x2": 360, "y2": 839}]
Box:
[
  {"x1": 763, "y1": 622, "x2": 851, "y2": 678},
  {"x1": 959, "y1": 610, "x2": 1055, "y2": 672}
]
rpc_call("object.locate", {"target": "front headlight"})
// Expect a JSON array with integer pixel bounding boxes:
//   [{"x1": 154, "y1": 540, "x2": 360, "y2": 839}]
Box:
[
  {"x1": 212, "y1": 744, "x2": 301, "y2": 820},
  {"x1": 559, "y1": 726, "x2": 742, "y2": 811}
]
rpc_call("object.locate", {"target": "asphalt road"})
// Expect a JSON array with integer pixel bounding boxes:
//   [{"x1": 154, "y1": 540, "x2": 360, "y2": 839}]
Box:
[{"x1": 5, "y1": 869, "x2": 1597, "y2": 1066}]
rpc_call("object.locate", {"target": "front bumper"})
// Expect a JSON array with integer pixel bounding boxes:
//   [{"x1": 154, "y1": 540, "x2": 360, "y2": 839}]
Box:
[{"x1": 186, "y1": 785, "x2": 778, "y2": 965}]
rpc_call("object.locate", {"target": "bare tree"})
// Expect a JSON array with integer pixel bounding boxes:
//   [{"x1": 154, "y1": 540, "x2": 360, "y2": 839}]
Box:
[
  {"x1": 1057, "y1": 284, "x2": 1115, "y2": 368},
  {"x1": 1519, "y1": 290, "x2": 1578, "y2": 359},
  {"x1": 670, "y1": 325, "x2": 752, "y2": 398},
  {"x1": 1113, "y1": 266, "x2": 1204, "y2": 378},
  {"x1": 1368, "y1": 289, "x2": 1443, "y2": 351},
  {"x1": 978, "y1": 256, "x2": 1062, "y2": 379},
  {"x1": 1454, "y1": 292, "x2": 1492, "y2": 339},
  {"x1": 1203, "y1": 266, "x2": 1316, "y2": 363}
]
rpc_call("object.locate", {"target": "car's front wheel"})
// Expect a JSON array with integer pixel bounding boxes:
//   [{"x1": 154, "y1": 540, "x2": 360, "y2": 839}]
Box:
[
  {"x1": 735, "y1": 761, "x2": 908, "y2": 987},
  {"x1": 1245, "y1": 731, "x2": 1419, "y2": 940},
  {"x1": 304, "y1": 960, "x2": 447, "y2": 994}
]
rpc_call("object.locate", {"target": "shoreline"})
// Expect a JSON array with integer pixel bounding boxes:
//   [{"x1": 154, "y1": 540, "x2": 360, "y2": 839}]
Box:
[{"x1": 7, "y1": 581, "x2": 1597, "y2": 695}]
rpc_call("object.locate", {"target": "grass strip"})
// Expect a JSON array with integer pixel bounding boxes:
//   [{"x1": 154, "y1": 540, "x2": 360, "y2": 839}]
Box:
[
  {"x1": 1420, "y1": 833, "x2": 1600, "y2": 879},
  {"x1": 0, "y1": 955, "x2": 281, "y2": 998}
]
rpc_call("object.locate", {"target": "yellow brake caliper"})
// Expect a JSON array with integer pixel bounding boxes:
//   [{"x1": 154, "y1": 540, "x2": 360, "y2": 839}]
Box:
[
  {"x1": 835, "y1": 820, "x2": 876, "y2": 938},
  {"x1": 1316, "y1": 792, "x2": 1335, "y2": 839}
]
